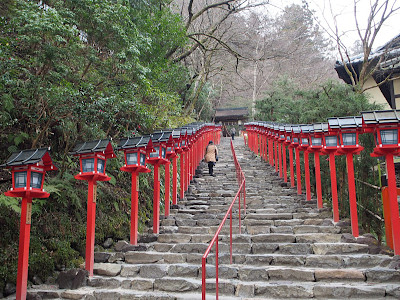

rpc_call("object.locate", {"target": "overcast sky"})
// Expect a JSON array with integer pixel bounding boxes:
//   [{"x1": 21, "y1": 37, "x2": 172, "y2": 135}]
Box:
[{"x1": 265, "y1": 0, "x2": 400, "y2": 54}]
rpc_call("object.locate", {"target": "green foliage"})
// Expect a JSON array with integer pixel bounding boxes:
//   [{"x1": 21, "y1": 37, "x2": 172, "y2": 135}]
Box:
[
  {"x1": 255, "y1": 78, "x2": 381, "y2": 123},
  {"x1": 0, "y1": 0, "x2": 202, "y2": 294},
  {"x1": 0, "y1": 194, "x2": 20, "y2": 213}
]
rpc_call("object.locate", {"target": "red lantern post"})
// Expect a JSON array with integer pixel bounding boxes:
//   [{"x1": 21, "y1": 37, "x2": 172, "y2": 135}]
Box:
[
  {"x1": 118, "y1": 136, "x2": 153, "y2": 245},
  {"x1": 362, "y1": 110, "x2": 400, "y2": 254},
  {"x1": 291, "y1": 126, "x2": 302, "y2": 195},
  {"x1": 70, "y1": 140, "x2": 115, "y2": 276},
  {"x1": 179, "y1": 131, "x2": 188, "y2": 200},
  {"x1": 321, "y1": 127, "x2": 340, "y2": 223},
  {"x1": 284, "y1": 125, "x2": 293, "y2": 185},
  {"x1": 2, "y1": 148, "x2": 57, "y2": 300},
  {"x1": 299, "y1": 125, "x2": 312, "y2": 201},
  {"x1": 171, "y1": 130, "x2": 182, "y2": 205},
  {"x1": 309, "y1": 124, "x2": 326, "y2": 209},
  {"x1": 147, "y1": 132, "x2": 170, "y2": 234},
  {"x1": 278, "y1": 125, "x2": 286, "y2": 180},
  {"x1": 328, "y1": 116, "x2": 364, "y2": 237}
]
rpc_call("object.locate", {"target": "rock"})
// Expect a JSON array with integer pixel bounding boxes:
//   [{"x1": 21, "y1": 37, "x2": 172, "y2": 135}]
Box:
[
  {"x1": 138, "y1": 234, "x2": 158, "y2": 243},
  {"x1": 94, "y1": 252, "x2": 111, "y2": 263},
  {"x1": 114, "y1": 240, "x2": 129, "y2": 252},
  {"x1": 130, "y1": 279, "x2": 153, "y2": 291},
  {"x1": 140, "y1": 264, "x2": 168, "y2": 278},
  {"x1": 268, "y1": 267, "x2": 315, "y2": 281},
  {"x1": 121, "y1": 244, "x2": 147, "y2": 252},
  {"x1": 365, "y1": 268, "x2": 400, "y2": 282},
  {"x1": 120, "y1": 265, "x2": 140, "y2": 277},
  {"x1": 56, "y1": 269, "x2": 88, "y2": 289},
  {"x1": 154, "y1": 278, "x2": 199, "y2": 292},
  {"x1": 26, "y1": 293, "x2": 42, "y2": 300},
  {"x1": 235, "y1": 283, "x2": 255, "y2": 297},
  {"x1": 341, "y1": 233, "x2": 356, "y2": 243},
  {"x1": 93, "y1": 263, "x2": 121, "y2": 276},
  {"x1": 388, "y1": 256, "x2": 400, "y2": 269},
  {"x1": 103, "y1": 238, "x2": 113, "y2": 249},
  {"x1": 4, "y1": 282, "x2": 16, "y2": 296},
  {"x1": 108, "y1": 252, "x2": 125, "y2": 263},
  {"x1": 125, "y1": 252, "x2": 163, "y2": 264},
  {"x1": 314, "y1": 269, "x2": 365, "y2": 281},
  {"x1": 32, "y1": 275, "x2": 43, "y2": 285}
]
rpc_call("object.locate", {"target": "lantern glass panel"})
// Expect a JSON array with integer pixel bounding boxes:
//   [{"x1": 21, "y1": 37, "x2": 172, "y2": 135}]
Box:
[
  {"x1": 311, "y1": 137, "x2": 322, "y2": 146},
  {"x1": 342, "y1": 133, "x2": 357, "y2": 146},
  {"x1": 15, "y1": 171, "x2": 27, "y2": 188},
  {"x1": 325, "y1": 136, "x2": 338, "y2": 147},
  {"x1": 380, "y1": 129, "x2": 398, "y2": 145},
  {"x1": 30, "y1": 172, "x2": 42, "y2": 189},
  {"x1": 167, "y1": 146, "x2": 174, "y2": 153},
  {"x1": 97, "y1": 159, "x2": 105, "y2": 173},
  {"x1": 150, "y1": 147, "x2": 160, "y2": 158},
  {"x1": 82, "y1": 158, "x2": 95, "y2": 173},
  {"x1": 162, "y1": 147, "x2": 166, "y2": 158},
  {"x1": 280, "y1": 135, "x2": 285, "y2": 139},
  {"x1": 286, "y1": 136, "x2": 291, "y2": 141},
  {"x1": 140, "y1": 153, "x2": 146, "y2": 165},
  {"x1": 181, "y1": 140, "x2": 186, "y2": 146},
  {"x1": 301, "y1": 138, "x2": 309, "y2": 145},
  {"x1": 293, "y1": 138, "x2": 299, "y2": 143},
  {"x1": 126, "y1": 153, "x2": 138, "y2": 165},
  {"x1": 174, "y1": 142, "x2": 180, "y2": 148}
]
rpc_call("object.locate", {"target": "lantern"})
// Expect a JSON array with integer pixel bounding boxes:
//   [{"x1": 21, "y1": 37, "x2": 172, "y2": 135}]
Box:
[
  {"x1": 70, "y1": 139, "x2": 116, "y2": 276},
  {"x1": 328, "y1": 116, "x2": 364, "y2": 237},
  {"x1": 2, "y1": 148, "x2": 57, "y2": 300},
  {"x1": 299, "y1": 125, "x2": 313, "y2": 201},
  {"x1": 118, "y1": 136, "x2": 153, "y2": 245},
  {"x1": 361, "y1": 109, "x2": 400, "y2": 254},
  {"x1": 147, "y1": 131, "x2": 170, "y2": 234},
  {"x1": 309, "y1": 123, "x2": 327, "y2": 209},
  {"x1": 285, "y1": 125, "x2": 295, "y2": 188},
  {"x1": 291, "y1": 125, "x2": 302, "y2": 195}
]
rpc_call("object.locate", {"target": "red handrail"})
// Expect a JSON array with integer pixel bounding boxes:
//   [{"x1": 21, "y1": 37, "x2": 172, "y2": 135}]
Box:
[{"x1": 201, "y1": 140, "x2": 246, "y2": 299}]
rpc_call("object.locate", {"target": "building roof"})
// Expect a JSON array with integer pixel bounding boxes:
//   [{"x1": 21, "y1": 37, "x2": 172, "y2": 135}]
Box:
[
  {"x1": 214, "y1": 107, "x2": 249, "y2": 121},
  {"x1": 334, "y1": 34, "x2": 400, "y2": 107}
]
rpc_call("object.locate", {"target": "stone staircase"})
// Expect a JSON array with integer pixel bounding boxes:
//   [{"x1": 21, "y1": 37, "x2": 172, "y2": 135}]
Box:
[{"x1": 26, "y1": 137, "x2": 400, "y2": 299}]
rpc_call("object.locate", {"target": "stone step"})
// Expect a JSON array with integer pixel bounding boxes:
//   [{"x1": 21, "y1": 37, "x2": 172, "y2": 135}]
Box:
[{"x1": 35, "y1": 274, "x2": 400, "y2": 299}]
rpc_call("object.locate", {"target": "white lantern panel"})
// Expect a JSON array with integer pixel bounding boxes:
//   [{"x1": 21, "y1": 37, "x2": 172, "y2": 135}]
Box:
[
  {"x1": 30, "y1": 172, "x2": 43, "y2": 189},
  {"x1": 82, "y1": 158, "x2": 95, "y2": 173},
  {"x1": 97, "y1": 159, "x2": 105, "y2": 173},
  {"x1": 342, "y1": 133, "x2": 357, "y2": 146},
  {"x1": 15, "y1": 171, "x2": 27, "y2": 188},
  {"x1": 325, "y1": 136, "x2": 338, "y2": 147},
  {"x1": 126, "y1": 153, "x2": 138, "y2": 165},
  {"x1": 381, "y1": 129, "x2": 398, "y2": 145}
]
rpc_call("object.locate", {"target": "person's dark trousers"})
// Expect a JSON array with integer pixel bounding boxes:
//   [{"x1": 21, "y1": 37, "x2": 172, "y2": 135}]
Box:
[
  {"x1": 232, "y1": 134, "x2": 235, "y2": 140},
  {"x1": 208, "y1": 162, "x2": 215, "y2": 175}
]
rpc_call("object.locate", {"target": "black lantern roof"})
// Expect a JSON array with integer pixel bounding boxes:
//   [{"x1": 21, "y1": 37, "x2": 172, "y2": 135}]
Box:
[
  {"x1": 1, "y1": 147, "x2": 57, "y2": 170},
  {"x1": 70, "y1": 139, "x2": 115, "y2": 158},
  {"x1": 313, "y1": 123, "x2": 329, "y2": 133},
  {"x1": 284, "y1": 125, "x2": 293, "y2": 133},
  {"x1": 171, "y1": 129, "x2": 181, "y2": 139},
  {"x1": 117, "y1": 136, "x2": 151, "y2": 150},
  {"x1": 361, "y1": 110, "x2": 400, "y2": 124},
  {"x1": 292, "y1": 126, "x2": 301, "y2": 134},
  {"x1": 328, "y1": 116, "x2": 363, "y2": 129},
  {"x1": 151, "y1": 131, "x2": 171, "y2": 143},
  {"x1": 300, "y1": 124, "x2": 313, "y2": 133}
]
